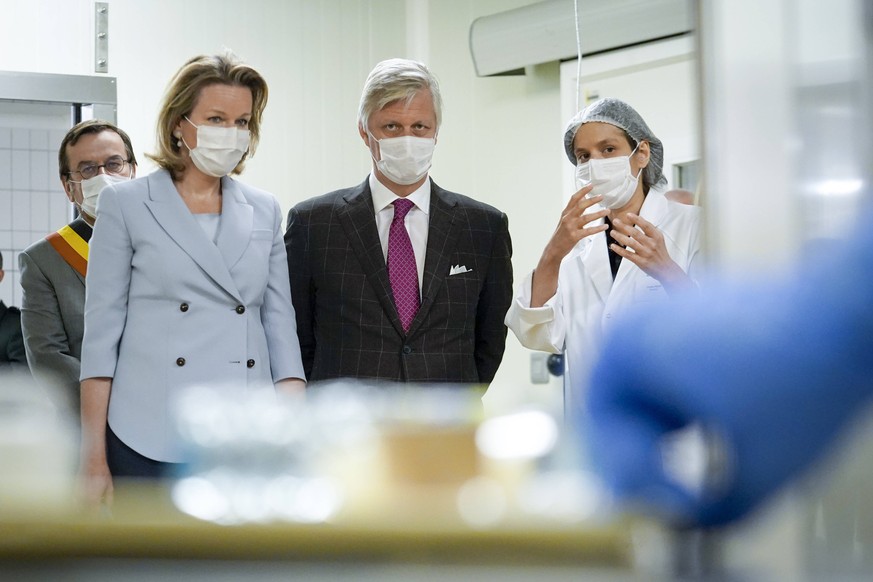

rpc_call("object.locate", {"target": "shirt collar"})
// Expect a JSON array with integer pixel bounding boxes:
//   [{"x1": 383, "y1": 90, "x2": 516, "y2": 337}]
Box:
[{"x1": 369, "y1": 173, "x2": 431, "y2": 215}]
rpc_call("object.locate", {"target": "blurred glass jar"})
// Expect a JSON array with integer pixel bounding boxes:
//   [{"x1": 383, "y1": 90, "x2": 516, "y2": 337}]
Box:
[{"x1": 0, "y1": 372, "x2": 77, "y2": 516}]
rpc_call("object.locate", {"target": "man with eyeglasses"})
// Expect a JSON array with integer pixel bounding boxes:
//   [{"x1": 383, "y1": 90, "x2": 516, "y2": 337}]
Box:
[{"x1": 19, "y1": 120, "x2": 137, "y2": 414}]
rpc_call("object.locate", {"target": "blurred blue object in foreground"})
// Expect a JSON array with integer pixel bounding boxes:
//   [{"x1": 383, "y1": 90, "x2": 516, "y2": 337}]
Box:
[{"x1": 585, "y1": 204, "x2": 873, "y2": 527}]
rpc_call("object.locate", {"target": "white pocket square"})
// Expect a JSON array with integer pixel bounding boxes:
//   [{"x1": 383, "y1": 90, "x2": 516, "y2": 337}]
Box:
[{"x1": 449, "y1": 265, "x2": 472, "y2": 276}]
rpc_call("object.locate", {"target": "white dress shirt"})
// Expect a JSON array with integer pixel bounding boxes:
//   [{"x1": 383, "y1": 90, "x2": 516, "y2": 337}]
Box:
[{"x1": 369, "y1": 173, "x2": 430, "y2": 291}]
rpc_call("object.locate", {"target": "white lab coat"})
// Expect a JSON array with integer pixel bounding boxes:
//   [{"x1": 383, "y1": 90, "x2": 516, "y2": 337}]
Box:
[{"x1": 505, "y1": 191, "x2": 702, "y2": 424}]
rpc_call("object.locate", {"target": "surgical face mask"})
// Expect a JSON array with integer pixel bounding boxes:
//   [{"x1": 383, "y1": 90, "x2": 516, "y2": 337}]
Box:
[
  {"x1": 183, "y1": 117, "x2": 250, "y2": 177},
  {"x1": 575, "y1": 144, "x2": 642, "y2": 210},
  {"x1": 372, "y1": 135, "x2": 435, "y2": 186},
  {"x1": 75, "y1": 173, "x2": 131, "y2": 219}
]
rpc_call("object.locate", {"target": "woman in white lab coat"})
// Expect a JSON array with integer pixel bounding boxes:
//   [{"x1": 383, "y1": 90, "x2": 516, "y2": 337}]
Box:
[{"x1": 505, "y1": 98, "x2": 701, "y2": 423}]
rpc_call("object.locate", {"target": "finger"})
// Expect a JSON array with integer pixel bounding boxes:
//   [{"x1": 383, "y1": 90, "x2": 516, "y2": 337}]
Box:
[
  {"x1": 567, "y1": 221, "x2": 607, "y2": 243},
  {"x1": 611, "y1": 218, "x2": 645, "y2": 240},
  {"x1": 572, "y1": 182, "x2": 595, "y2": 198},
  {"x1": 584, "y1": 223, "x2": 609, "y2": 238},
  {"x1": 627, "y1": 213, "x2": 657, "y2": 236},
  {"x1": 580, "y1": 208, "x2": 609, "y2": 227},
  {"x1": 610, "y1": 229, "x2": 638, "y2": 250},
  {"x1": 610, "y1": 243, "x2": 634, "y2": 260},
  {"x1": 564, "y1": 198, "x2": 605, "y2": 228},
  {"x1": 565, "y1": 183, "x2": 595, "y2": 210},
  {"x1": 611, "y1": 218, "x2": 632, "y2": 237},
  {"x1": 614, "y1": 234, "x2": 656, "y2": 265},
  {"x1": 562, "y1": 195, "x2": 599, "y2": 226},
  {"x1": 572, "y1": 193, "x2": 604, "y2": 215}
]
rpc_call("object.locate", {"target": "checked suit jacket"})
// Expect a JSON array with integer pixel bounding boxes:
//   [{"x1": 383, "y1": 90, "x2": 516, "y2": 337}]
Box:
[{"x1": 285, "y1": 177, "x2": 513, "y2": 385}]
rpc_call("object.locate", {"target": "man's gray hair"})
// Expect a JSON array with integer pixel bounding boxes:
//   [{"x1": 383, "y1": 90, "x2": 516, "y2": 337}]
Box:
[{"x1": 358, "y1": 58, "x2": 442, "y2": 131}]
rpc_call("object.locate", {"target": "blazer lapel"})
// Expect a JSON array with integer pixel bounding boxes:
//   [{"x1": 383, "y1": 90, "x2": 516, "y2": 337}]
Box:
[
  {"x1": 336, "y1": 180, "x2": 405, "y2": 335},
  {"x1": 583, "y1": 228, "x2": 613, "y2": 304},
  {"x1": 143, "y1": 170, "x2": 242, "y2": 301},
  {"x1": 215, "y1": 177, "x2": 253, "y2": 271},
  {"x1": 406, "y1": 183, "x2": 460, "y2": 337}
]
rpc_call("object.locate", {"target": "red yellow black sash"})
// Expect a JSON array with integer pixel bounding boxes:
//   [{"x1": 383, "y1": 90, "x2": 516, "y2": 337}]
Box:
[{"x1": 46, "y1": 219, "x2": 92, "y2": 277}]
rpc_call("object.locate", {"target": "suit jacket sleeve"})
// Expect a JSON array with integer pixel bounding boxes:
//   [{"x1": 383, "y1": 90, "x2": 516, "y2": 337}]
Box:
[
  {"x1": 284, "y1": 205, "x2": 315, "y2": 380},
  {"x1": 475, "y1": 211, "x2": 513, "y2": 383},
  {"x1": 80, "y1": 185, "x2": 133, "y2": 380},
  {"x1": 0, "y1": 305, "x2": 26, "y2": 369},
  {"x1": 19, "y1": 250, "x2": 80, "y2": 388}
]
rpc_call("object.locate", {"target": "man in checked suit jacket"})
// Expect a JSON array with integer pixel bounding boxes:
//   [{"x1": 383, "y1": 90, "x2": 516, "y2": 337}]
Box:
[
  {"x1": 285, "y1": 58, "x2": 513, "y2": 385},
  {"x1": 18, "y1": 120, "x2": 136, "y2": 410}
]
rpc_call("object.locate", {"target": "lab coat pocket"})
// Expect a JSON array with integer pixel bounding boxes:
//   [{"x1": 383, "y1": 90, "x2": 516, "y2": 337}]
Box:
[{"x1": 634, "y1": 275, "x2": 666, "y2": 305}]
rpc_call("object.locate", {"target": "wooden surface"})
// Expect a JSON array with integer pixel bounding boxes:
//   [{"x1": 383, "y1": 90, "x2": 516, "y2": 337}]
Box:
[{"x1": 0, "y1": 481, "x2": 634, "y2": 568}]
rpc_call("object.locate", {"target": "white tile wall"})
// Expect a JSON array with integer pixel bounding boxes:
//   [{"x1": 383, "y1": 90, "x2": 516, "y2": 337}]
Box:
[
  {"x1": 0, "y1": 148, "x2": 10, "y2": 188},
  {"x1": 0, "y1": 114, "x2": 71, "y2": 307}
]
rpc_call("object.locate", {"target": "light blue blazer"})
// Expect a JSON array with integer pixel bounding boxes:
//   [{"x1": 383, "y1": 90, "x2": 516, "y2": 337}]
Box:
[{"x1": 80, "y1": 169, "x2": 304, "y2": 462}]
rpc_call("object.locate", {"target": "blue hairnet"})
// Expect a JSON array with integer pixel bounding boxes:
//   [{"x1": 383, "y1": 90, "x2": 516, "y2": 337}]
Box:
[{"x1": 563, "y1": 98, "x2": 666, "y2": 189}]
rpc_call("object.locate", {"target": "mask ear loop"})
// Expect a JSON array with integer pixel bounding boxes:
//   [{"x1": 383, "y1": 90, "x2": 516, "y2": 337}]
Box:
[
  {"x1": 177, "y1": 117, "x2": 198, "y2": 151},
  {"x1": 366, "y1": 131, "x2": 384, "y2": 165},
  {"x1": 64, "y1": 178, "x2": 87, "y2": 218},
  {"x1": 63, "y1": 177, "x2": 79, "y2": 205},
  {"x1": 629, "y1": 141, "x2": 646, "y2": 180}
]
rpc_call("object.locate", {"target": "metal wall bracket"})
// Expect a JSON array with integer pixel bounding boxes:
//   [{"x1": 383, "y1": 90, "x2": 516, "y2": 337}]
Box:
[{"x1": 94, "y1": 2, "x2": 109, "y2": 73}]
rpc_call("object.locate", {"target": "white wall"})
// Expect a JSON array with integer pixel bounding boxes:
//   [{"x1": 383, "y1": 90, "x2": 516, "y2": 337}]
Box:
[
  {"x1": 0, "y1": 0, "x2": 409, "y2": 206},
  {"x1": 0, "y1": 0, "x2": 663, "y2": 413},
  {"x1": 425, "y1": 0, "x2": 566, "y2": 413}
]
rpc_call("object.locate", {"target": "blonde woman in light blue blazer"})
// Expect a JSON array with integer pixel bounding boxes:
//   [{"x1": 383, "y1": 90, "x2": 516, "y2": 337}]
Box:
[{"x1": 79, "y1": 52, "x2": 305, "y2": 506}]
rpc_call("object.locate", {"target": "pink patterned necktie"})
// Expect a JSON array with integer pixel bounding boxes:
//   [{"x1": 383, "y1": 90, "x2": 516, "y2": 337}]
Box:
[{"x1": 387, "y1": 198, "x2": 420, "y2": 332}]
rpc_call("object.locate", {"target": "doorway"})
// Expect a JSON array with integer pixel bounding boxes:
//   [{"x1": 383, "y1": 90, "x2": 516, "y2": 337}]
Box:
[{"x1": 0, "y1": 71, "x2": 116, "y2": 307}]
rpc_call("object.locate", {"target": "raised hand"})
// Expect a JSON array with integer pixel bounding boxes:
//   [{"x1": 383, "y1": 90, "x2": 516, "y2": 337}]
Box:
[
  {"x1": 610, "y1": 213, "x2": 693, "y2": 295},
  {"x1": 531, "y1": 185, "x2": 609, "y2": 307}
]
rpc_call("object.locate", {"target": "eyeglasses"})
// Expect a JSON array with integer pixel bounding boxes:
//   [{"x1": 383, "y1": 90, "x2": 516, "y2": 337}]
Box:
[{"x1": 67, "y1": 156, "x2": 130, "y2": 181}]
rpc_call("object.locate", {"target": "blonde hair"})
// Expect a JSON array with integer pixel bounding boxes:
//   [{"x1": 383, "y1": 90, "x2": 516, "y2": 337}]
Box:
[
  {"x1": 358, "y1": 58, "x2": 442, "y2": 132},
  {"x1": 147, "y1": 51, "x2": 268, "y2": 179}
]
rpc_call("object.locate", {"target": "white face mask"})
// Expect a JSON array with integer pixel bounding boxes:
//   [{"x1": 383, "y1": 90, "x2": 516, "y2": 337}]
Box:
[
  {"x1": 76, "y1": 173, "x2": 131, "y2": 219},
  {"x1": 183, "y1": 117, "x2": 250, "y2": 177},
  {"x1": 575, "y1": 144, "x2": 642, "y2": 210},
  {"x1": 372, "y1": 135, "x2": 435, "y2": 186}
]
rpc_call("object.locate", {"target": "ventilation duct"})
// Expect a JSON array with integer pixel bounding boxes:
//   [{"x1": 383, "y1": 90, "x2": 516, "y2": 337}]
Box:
[{"x1": 469, "y1": 0, "x2": 694, "y2": 77}]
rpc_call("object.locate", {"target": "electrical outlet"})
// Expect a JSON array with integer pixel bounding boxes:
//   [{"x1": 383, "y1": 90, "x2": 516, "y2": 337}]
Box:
[{"x1": 530, "y1": 352, "x2": 549, "y2": 384}]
